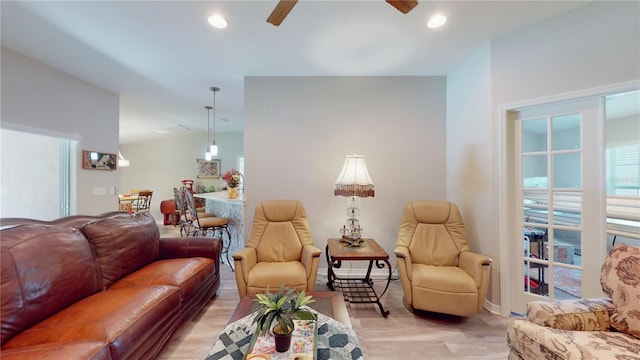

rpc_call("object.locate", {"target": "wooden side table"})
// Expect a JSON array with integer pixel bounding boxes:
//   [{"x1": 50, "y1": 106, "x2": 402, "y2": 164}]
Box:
[{"x1": 325, "y1": 238, "x2": 391, "y2": 317}]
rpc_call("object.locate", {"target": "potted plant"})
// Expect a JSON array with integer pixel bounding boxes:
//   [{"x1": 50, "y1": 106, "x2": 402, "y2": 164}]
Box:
[{"x1": 252, "y1": 284, "x2": 316, "y2": 353}]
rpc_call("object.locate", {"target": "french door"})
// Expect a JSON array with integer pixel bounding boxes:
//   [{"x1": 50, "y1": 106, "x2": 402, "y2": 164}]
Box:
[{"x1": 510, "y1": 98, "x2": 606, "y2": 314}]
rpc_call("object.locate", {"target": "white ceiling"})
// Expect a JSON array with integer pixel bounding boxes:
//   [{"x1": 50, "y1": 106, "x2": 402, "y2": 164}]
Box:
[{"x1": 1, "y1": 1, "x2": 592, "y2": 144}]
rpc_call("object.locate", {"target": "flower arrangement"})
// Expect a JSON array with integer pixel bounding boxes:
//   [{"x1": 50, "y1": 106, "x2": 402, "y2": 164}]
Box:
[{"x1": 221, "y1": 168, "x2": 242, "y2": 188}]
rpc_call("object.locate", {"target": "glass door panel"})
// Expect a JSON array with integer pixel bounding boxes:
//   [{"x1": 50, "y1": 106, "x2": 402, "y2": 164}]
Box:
[
  {"x1": 513, "y1": 97, "x2": 603, "y2": 314},
  {"x1": 523, "y1": 155, "x2": 548, "y2": 185},
  {"x1": 552, "y1": 191, "x2": 582, "y2": 227},
  {"x1": 553, "y1": 153, "x2": 581, "y2": 188},
  {"x1": 523, "y1": 118, "x2": 548, "y2": 152},
  {"x1": 552, "y1": 114, "x2": 581, "y2": 151}
]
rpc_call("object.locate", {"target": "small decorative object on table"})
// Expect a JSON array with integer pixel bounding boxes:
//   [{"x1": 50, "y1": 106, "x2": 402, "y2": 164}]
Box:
[
  {"x1": 250, "y1": 285, "x2": 316, "y2": 355},
  {"x1": 222, "y1": 168, "x2": 242, "y2": 199}
]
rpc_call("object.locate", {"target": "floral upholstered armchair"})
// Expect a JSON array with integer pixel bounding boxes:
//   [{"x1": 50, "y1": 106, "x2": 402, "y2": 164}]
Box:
[{"x1": 507, "y1": 243, "x2": 640, "y2": 359}]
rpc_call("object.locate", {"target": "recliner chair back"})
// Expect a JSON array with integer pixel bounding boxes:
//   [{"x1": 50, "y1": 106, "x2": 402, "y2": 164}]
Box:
[
  {"x1": 397, "y1": 200, "x2": 470, "y2": 266},
  {"x1": 247, "y1": 200, "x2": 313, "y2": 262}
]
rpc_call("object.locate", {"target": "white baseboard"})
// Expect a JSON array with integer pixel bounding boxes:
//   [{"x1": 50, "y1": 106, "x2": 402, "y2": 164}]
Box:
[{"x1": 484, "y1": 298, "x2": 502, "y2": 315}]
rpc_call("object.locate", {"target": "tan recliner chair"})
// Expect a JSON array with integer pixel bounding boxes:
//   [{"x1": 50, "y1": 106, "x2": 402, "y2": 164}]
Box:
[
  {"x1": 394, "y1": 200, "x2": 492, "y2": 317},
  {"x1": 233, "y1": 200, "x2": 322, "y2": 297}
]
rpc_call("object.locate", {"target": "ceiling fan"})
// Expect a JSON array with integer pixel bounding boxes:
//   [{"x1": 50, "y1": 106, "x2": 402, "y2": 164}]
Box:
[{"x1": 267, "y1": 0, "x2": 419, "y2": 26}]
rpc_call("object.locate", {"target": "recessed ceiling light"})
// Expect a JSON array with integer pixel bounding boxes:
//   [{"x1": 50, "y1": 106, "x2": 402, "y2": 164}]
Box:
[
  {"x1": 427, "y1": 14, "x2": 447, "y2": 29},
  {"x1": 208, "y1": 14, "x2": 228, "y2": 29}
]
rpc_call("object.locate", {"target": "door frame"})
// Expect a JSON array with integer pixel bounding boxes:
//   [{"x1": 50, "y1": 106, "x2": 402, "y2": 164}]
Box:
[{"x1": 497, "y1": 80, "x2": 640, "y2": 316}]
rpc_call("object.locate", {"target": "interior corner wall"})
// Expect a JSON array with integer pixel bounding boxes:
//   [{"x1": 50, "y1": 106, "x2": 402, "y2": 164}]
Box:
[
  {"x1": 118, "y1": 132, "x2": 244, "y2": 222},
  {"x1": 446, "y1": 43, "x2": 495, "y2": 303},
  {"x1": 444, "y1": 1, "x2": 639, "y2": 312},
  {"x1": 490, "y1": 1, "x2": 640, "y2": 105},
  {"x1": 244, "y1": 76, "x2": 447, "y2": 266},
  {"x1": 1, "y1": 47, "x2": 120, "y2": 216}
]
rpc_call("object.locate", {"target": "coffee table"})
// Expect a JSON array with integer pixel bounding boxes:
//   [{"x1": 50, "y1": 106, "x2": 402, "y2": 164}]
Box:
[
  {"x1": 228, "y1": 291, "x2": 351, "y2": 328},
  {"x1": 206, "y1": 291, "x2": 363, "y2": 360},
  {"x1": 326, "y1": 238, "x2": 391, "y2": 317}
]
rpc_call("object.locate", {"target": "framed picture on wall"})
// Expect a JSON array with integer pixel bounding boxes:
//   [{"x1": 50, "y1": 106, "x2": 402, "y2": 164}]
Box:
[
  {"x1": 197, "y1": 159, "x2": 221, "y2": 178},
  {"x1": 82, "y1": 150, "x2": 117, "y2": 170}
]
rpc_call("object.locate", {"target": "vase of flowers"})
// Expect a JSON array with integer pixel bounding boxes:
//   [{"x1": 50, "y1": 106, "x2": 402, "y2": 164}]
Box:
[
  {"x1": 221, "y1": 169, "x2": 242, "y2": 199},
  {"x1": 251, "y1": 285, "x2": 315, "y2": 353}
]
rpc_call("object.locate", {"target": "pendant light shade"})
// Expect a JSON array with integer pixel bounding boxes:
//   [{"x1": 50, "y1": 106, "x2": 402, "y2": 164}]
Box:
[
  {"x1": 204, "y1": 105, "x2": 213, "y2": 160},
  {"x1": 117, "y1": 151, "x2": 130, "y2": 167},
  {"x1": 209, "y1": 86, "x2": 220, "y2": 156}
]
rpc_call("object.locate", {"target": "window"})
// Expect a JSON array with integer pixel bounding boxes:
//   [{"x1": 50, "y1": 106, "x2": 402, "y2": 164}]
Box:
[
  {"x1": 0, "y1": 128, "x2": 73, "y2": 219},
  {"x1": 605, "y1": 91, "x2": 640, "y2": 247}
]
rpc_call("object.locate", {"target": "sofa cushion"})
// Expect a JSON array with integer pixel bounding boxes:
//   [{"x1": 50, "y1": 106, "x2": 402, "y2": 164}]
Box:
[
  {"x1": 601, "y1": 243, "x2": 640, "y2": 339},
  {"x1": 1, "y1": 224, "x2": 103, "y2": 345},
  {"x1": 109, "y1": 257, "x2": 215, "y2": 303},
  {"x1": 0, "y1": 341, "x2": 111, "y2": 360},
  {"x1": 80, "y1": 212, "x2": 160, "y2": 287},
  {"x1": 2, "y1": 285, "x2": 181, "y2": 360},
  {"x1": 508, "y1": 319, "x2": 640, "y2": 360}
]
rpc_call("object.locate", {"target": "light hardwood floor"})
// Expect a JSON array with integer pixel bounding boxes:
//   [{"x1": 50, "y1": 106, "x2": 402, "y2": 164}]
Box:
[{"x1": 157, "y1": 225, "x2": 516, "y2": 360}]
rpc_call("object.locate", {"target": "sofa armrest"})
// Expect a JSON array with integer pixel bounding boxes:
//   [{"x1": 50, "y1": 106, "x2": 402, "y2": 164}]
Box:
[
  {"x1": 527, "y1": 297, "x2": 614, "y2": 331},
  {"x1": 159, "y1": 236, "x2": 222, "y2": 260}
]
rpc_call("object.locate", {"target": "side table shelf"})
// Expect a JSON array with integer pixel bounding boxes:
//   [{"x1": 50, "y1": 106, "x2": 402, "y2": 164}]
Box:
[{"x1": 325, "y1": 238, "x2": 391, "y2": 317}]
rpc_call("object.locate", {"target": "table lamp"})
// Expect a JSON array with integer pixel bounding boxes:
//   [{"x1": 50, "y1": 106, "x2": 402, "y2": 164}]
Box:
[{"x1": 334, "y1": 154, "x2": 375, "y2": 246}]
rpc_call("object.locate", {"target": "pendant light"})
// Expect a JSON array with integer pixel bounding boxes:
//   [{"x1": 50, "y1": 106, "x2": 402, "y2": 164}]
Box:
[
  {"x1": 117, "y1": 151, "x2": 130, "y2": 167},
  {"x1": 209, "y1": 86, "x2": 220, "y2": 157},
  {"x1": 204, "y1": 105, "x2": 213, "y2": 161}
]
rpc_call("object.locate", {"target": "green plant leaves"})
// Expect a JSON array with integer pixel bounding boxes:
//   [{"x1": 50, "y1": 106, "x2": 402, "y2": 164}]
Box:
[{"x1": 251, "y1": 285, "x2": 316, "y2": 337}]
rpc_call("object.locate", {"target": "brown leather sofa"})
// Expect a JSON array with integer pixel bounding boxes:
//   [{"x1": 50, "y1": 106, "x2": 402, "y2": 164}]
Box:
[{"x1": 0, "y1": 211, "x2": 221, "y2": 360}]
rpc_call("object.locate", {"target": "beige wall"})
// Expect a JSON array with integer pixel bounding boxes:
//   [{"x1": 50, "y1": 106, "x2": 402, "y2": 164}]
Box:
[
  {"x1": 244, "y1": 76, "x2": 447, "y2": 272},
  {"x1": 1, "y1": 47, "x2": 120, "y2": 216},
  {"x1": 446, "y1": 0, "x2": 640, "y2": 313}
]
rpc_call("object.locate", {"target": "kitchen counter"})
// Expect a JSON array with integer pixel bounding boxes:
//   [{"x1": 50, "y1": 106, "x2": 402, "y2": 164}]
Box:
[{"x1": 195, "y1": 192, "x2": 245, "y2": 264}]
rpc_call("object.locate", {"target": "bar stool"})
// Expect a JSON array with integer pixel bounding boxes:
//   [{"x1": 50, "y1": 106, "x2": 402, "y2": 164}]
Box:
[{"x1": 180, "y1": 187, "x2": 233, "y2": 270}]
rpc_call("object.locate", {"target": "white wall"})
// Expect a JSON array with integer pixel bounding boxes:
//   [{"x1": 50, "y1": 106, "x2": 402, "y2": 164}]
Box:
[
  {"x1": 446, "y1": 1, "x2": 640, "y2": 311},
  {"x1": 446, "y1": 44, "x2": 496, "y2": 302},
  {"x1": 1, "y1": 47, "x2": 120, "y2": 215},
  {"x1": 490, "y1": 1, "x2": 640, "y2": 105},
  {"x1": 119, "y1": 132, "x2": 244, "y2": 221},
  {"x1": 244, "y1": 76, "x2": 447, "y2": 269}
]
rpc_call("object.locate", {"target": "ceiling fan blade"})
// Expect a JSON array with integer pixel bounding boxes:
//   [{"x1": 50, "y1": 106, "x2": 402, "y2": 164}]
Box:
[
  {"x1": 267, "y1": 0, "x2": 299, "y2": 26},
  {"x1": 386, "y1": 0, "x2": 418, "y2": 14}
]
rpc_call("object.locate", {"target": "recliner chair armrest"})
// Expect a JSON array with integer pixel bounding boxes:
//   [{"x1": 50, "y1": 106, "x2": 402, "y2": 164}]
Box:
[
  {"x1": 526, "y1": 297, "x2": 614, "y2": 331},
  {"x1": 458, "y1": 251, "x2": 492, "y2": 287},
  {"x1": 301, "y1": 244, "x2": 322, "y2": 279},
  {"x1": 394, "y1": 246, "x2": 412, "y2": 280},
  {"x1": 233, "y1": 247, "x2": 258, "y2": 289},
  {"x1": 159, "y1": 236, "x2": 222, "y2": 260}
]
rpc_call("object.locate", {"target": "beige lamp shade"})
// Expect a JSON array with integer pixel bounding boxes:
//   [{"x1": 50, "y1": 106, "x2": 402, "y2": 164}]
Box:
[{"x1": 334, "y1": 154, "x2": 375, "y2": 197}]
